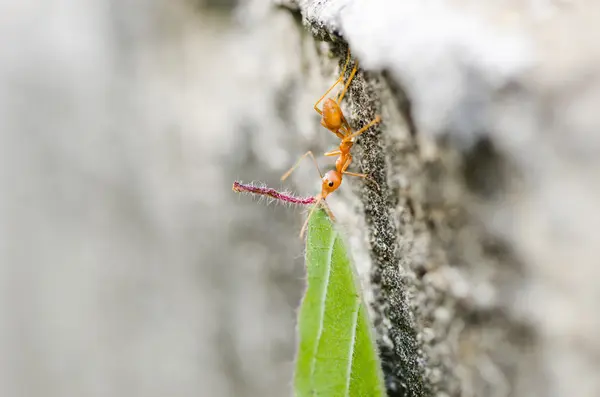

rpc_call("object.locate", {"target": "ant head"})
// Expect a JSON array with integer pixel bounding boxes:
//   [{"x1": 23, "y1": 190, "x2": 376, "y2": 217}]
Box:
[{"x1": 321, "y1": 170, "x2": 342, "y2": 198}]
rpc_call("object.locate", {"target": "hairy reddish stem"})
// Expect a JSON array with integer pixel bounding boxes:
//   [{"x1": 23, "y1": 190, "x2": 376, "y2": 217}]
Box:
[{"x1": 232, "y1": 181, "x2": 316, "y2": 206}]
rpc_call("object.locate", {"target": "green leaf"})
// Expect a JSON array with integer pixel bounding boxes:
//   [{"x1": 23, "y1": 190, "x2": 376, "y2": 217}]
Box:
[{"x1": 294, "y1": 208, "x2": 386, "y2": 397}]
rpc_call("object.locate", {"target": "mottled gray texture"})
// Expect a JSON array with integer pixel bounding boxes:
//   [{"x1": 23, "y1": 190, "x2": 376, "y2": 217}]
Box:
[
  {"x1": 4, "y1": 0, "x2": 600, "y2": 396},
  {"x1": 335, "y1": 53, "x2": 429, "y2": 396},
  {"x1": 295, "y1": 1, "x2": 600, "y2": 396}
]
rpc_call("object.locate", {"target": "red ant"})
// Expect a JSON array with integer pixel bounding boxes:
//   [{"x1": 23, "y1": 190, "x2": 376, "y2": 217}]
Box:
[{"x1": 281, "y1": 49, "x2": 381, "y2": 237}]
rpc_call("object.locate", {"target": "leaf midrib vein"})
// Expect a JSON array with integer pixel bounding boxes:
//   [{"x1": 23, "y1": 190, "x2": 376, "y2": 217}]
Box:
[{"x1": 309, "y1": 228, "x2": 337, "y2": 388}]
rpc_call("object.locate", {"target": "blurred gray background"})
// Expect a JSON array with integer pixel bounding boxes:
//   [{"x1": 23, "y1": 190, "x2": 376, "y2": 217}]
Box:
[
  {"x1": 4, "y1": 0, "x2": 600, "y2": 396},
  {"x1": 0, "y1": 1, "x2": 311, "y2": 396}
]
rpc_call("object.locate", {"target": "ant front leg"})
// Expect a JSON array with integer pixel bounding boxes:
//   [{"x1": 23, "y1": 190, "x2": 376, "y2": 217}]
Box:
[
  {"x1": 321, "y1": 200, "x2": 336, "y2": 221},
  {"x1": 300, "y1": 196, "x2": 322, "y2": 238},
  {"x1": 299, "y1": 196, "x2": 336, "y2": 239}
]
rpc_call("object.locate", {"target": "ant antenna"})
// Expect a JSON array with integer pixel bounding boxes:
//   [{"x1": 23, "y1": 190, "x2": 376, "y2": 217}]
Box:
[{"x1": 281, "y1": 151, "x2": 323, "y2": 181}]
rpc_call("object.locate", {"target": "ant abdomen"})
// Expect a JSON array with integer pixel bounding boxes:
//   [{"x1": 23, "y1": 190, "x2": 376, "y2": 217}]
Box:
[{"x1": 321, "y1": 98, "x2": 343, "y2": 131}]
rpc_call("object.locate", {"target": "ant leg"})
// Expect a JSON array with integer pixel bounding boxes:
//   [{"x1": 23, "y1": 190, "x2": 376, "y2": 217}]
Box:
[
  {"x1": 299, "y1": 196, "x2": 335, "y2": 238},
  {"x1": 325, "y1": 126, "x2": 346, "y2": 141},
  {"x1": 338, "y1": 153, "x2": 379, "y2": 189},
  {"x1": 347, "y1": 115, "x2": 381, "y2": 140},
  {"x1": 339, "y1": 119, "x2": 354, "y2": 138},
  {"x1": 336, "y1": 63, "x2": 358, "y2": 104},
  {"x1": 324, "y1": 149, "x2": 342, "y2": 157},
  {"x1": 321, "y1": 200, "x2": 336, "y2": 221},
  {"x1": 335, "y1": 112, "x2": 353, "y2": 136},
  {"x1": 314, "y1": 48, "x2": 352, "y2": 115},
  {"x1": 300, "y1": 197, "x2": 322, "y2": 238},
  {"x1": 342, "y1": 47, "x2": 352, "y2": 73},
  {"x1": 335, "y1": 47, "x2": 352, "y2": 88},
  {"x1": 281, "y1": 151, "x2": 323, "y2": 181},
  {"x1": 342, "y1": 171, "x2": 381, "y2": 191},
  {"x1": 342, "y1": 171, "x2": 366, "y2": 178},
  {"x1": 313, "y1": 76, "x2": 343, "y2": 115}
]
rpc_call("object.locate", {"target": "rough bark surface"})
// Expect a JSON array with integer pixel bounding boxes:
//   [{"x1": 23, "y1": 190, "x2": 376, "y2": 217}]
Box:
[
  {"x1": 2, "y1": 0, "x2": 600, "y2": 396},
  {"x1": 293, "y1": 1, "x2": 600, "y2": 396}
]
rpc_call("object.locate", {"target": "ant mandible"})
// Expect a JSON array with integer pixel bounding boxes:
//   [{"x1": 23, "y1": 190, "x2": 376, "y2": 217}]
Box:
[{"x1": 281, "y1": 48, "x2": 381, "y2": 237}]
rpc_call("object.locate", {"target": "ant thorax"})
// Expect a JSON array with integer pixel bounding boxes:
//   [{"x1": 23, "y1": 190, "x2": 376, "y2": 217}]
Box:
[
  {"x1": 340, "y1": 140, "x2": 353, "y2": 152},
  {"x1": 335, "y1": 156, "x2": 344, "y2": 171}
]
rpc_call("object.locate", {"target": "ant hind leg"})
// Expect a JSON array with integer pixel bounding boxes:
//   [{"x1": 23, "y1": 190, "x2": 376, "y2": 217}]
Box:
[
  {"x1": 336, "y1": 63, "x2": 358, "y2": 104},
  {"x1": 342, "y1": 171, "x2": 380, "y2": 191},
  {"x1": 313, "y1": 76, "x2": 343, "y2": 115},
  {"x1": 313, "y1": 48, "x2": 353, "y2": 115}
]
